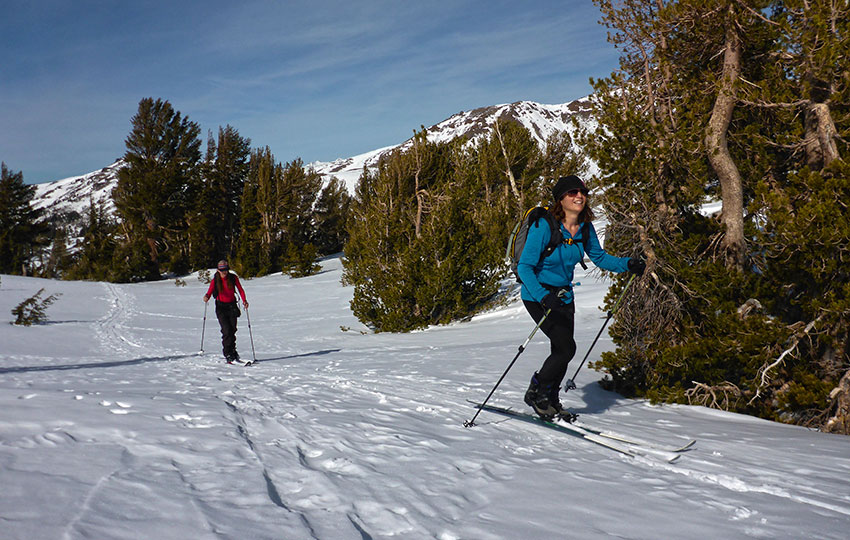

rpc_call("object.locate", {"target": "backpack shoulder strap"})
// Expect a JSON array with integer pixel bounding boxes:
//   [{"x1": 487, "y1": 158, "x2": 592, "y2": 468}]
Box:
[
  {"x1": 577, "y1": 222, "x2": 591, "y2": 270},
  {"x1": 540, "y1": 212, "x2": 562, "y2": 255}
]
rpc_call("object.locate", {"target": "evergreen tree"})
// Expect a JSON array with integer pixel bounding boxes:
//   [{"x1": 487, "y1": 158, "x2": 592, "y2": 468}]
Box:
[
  {"x1": 238, "y1": 147, "x2": 281, "y2": 276},
  {"x1": 343, "y1": 132, "x2": 505, "y2": 331},
  {"x1": 12, "y1": 288, "x2": 61, "y2": 326},
  {"x1": 476, "y1": 118, "x2": 544, "y2": 216},
  {"x1": 313, "y1": 176, "x2": 351, "y2": 256},
  {"x1": 583, "y1": 0, "x2": 850, "y2": 432},
  {"x1": 43, "y1": 225, "x2": 73, "y2": 278},
  {"x1": 112, "y1": 97, "x2": 201, "y2": 280},
  {"x1": 65, "y1": 199, "x2": 118, "y2": 281},
  {"x1": 189, "y1": 125, "x2": 251, "y2": 268},
  {"x1": 277, "y1": 158, "x2": 323, "y2": 276},
  {"x1": 234, "y1": 168, "x2": 264, "y2": 277},
  {"x1": 0, "y1": 163, "x2": 48, "y2": 275}
]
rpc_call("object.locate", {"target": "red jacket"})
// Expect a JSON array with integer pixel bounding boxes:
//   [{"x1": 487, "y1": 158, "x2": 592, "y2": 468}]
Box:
[{"x1": 206, "y1": 273, "x2": 247, "y2": 304}]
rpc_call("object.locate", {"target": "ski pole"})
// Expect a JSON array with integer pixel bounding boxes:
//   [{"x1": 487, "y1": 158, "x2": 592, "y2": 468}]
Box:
[
  {"x1": 563, "y1": 273, "x2": 636, "y2": 393},
  {"x1": 245, "y1": 305, "x2": 257, "y2": 363},
  {"x1": 464, "y1": 308, "x2": 552, "y2": 427},
  {"x1": 200, "y1": 301, "x2": 208, "y2": 354}
]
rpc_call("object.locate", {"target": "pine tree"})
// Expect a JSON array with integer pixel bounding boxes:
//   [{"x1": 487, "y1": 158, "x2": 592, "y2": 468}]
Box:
[
  {"x1": 12, "y1": 288, "x2": 61, "y2": 326},
  {"x1": 313, "y1": 176, "x2": 352, "y2": 256},
  {"x1": 0, "y1": 163, "x2": 48, "y2": 275},
  {"x1": 44, "y1": 226, "x2": 73, "y2": 278},
  {"x1": 189, "y1": 125, "x2": 251, "y2": 269},
  {"x1": 112, "y1": 97, "x2": 201, "y2": 280},
  {"x1": 239, "y1": 147, "x2": 282, "y2": 275},
  {"x1": 234, "y1": 169, "x2": 264, "y2": 277},
  {"x1": 66, "y1": 199, "x2": 118, "y2": 281},
  {"x1": 277, "y1": 158, "x2": 323, "y2": 277},
  {"x1": 343, "y1": 132, "x2": 506, "y2": 331}
]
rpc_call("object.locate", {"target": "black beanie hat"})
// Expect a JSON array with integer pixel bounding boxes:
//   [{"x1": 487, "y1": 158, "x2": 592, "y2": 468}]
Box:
[{"x1": 552, "y1": 175, "x2": 588, "y2": 201}]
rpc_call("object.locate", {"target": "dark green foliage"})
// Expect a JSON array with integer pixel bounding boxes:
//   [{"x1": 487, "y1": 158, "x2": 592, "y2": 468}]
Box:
[
  {"x1": 42, "y1": 226, "x2": 73, "y2": 278},
  {"x1": 586, "y1": 0, "x2": 850, "y2": 432},
  {"x1": 343, "y1": 129, "x2": 534, "y2": 332},
  {"x1": 12, "y1": 288, "x2": 61, "y2": 326},
  {"x1": 234, "y1": 164, "x2": 264, "y2": 277},
  {"x1": 277, "y1": 158, "x2": 323, "y2": 277},
  {"x1": 313, "y1": 176, "x2": 351, "y2": 255},
  {"x1": 281, "y1": 242, "x2": 321, "y2": 278},
  {"x1": 65, "y1": 199, "x2": 119, "y2": 281},
  {"x1": 189, "y1": 125, "x2": 251, "y2": 269},
  {"x1": 235, "y1": 150, "x2": 324, "y2": 278},
  {"x1": 0, "y1": 163, "x2": 48, "y2": 275},
  {"x1": 112, "y1": 97, "x2": 201, "y2": 280}
]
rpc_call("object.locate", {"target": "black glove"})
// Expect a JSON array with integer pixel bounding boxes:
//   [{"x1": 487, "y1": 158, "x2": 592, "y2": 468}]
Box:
[
  {"x1": 627, "y1": 257, "x2": 646, "y2": 276},
  {"x1": 541, "y1": 292, "x2": 564, "y2": 311}
]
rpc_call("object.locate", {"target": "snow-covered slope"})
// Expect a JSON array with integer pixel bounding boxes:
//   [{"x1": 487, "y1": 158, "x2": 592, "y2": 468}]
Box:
[
  {"x1": 310, "y1": 98, "x2": 596, "y2": 191},
  {"x1": 32, "y1": 98, "x2": 596, "y2": 216},
  {"x1": 1, "y1": 259, "x2": 848, "y2": 539},
  {"x1": 32, "y1": 159, "x2": 124, "y2": 217}
]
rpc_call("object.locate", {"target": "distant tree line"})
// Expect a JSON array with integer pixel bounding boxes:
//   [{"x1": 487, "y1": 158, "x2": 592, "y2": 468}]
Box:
[{"x1": 1, "y1": 97, "x2": 351, "y2": 282}]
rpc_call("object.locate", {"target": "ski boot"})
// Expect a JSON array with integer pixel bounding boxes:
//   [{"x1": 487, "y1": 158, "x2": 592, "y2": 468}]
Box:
[
  {"x1": 548, "y1": 385, "x2": 578, "y2": 423},
  {"x1": 524, "y1": 372, "x2": 559, "y2": 420}
]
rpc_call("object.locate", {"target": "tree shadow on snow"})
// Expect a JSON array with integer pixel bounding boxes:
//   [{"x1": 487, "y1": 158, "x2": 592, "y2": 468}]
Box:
[
  {"x1": 253, "y1": 349, "x2": 340, "y2": 364},
  {"x1": 0, "y1": 353, "x2": 199, "y2": 374},
  {"x1": 567, "y1": 379, "x2": 632, "y2": 416}
]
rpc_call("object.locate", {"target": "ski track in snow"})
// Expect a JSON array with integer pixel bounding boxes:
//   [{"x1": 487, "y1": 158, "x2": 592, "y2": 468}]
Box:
[
  {"x1": 95, "y1": 283, "x2": 145, "y2": 354},
  {"x1": 2, "y1": 263, "x2": 849, "y2": 539}
]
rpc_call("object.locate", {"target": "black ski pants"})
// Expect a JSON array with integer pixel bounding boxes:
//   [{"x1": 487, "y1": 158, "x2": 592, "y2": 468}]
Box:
[
  {"x1": 215, "y1": 300, "x2": 239, "y2": 358},
  {"x1": 523, "y1": 299, "x2": 577, "y2": 388}
]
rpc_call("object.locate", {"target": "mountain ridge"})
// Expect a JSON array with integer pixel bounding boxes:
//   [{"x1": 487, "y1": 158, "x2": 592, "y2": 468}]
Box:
[{"x1": 33, "y1": 97, "x2": 595, "y2": 220}]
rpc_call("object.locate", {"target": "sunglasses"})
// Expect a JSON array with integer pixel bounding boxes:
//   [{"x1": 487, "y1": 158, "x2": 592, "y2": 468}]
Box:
[{"x1": 564, "y1": 189, "x2": 586, "y2": 197}]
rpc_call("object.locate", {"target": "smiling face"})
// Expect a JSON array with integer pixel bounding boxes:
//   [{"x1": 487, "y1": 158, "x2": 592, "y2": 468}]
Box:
[{"x1": 559, "y1": 188, "x2": 587, "y2": 215}]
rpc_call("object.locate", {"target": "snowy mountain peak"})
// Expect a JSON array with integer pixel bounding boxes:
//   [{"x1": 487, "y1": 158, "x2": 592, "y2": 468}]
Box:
[
  {"x1": 33, "y1": 97, "x2": 595, "y2": 218},
  {"x1": 310, "y1": 97, "x2": 595, "y2": 191}
]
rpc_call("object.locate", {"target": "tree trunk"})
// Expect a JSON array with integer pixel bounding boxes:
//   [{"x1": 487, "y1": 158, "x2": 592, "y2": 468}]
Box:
[
  {"x1": 705, "y1": 13, "x2": 746, "y2": 271},
  {"x1": 804, "y1": 101, "x2": 840, "y2": 169},
  {"x1": 413, "y1": 137, "x2": 424, "y2": 239},
  {"x1": 493, "y1": 120, "x2": 521, "y2": 202},
  {"x1": 825, "y1": 368, "x2": 850, "y2": 434}
]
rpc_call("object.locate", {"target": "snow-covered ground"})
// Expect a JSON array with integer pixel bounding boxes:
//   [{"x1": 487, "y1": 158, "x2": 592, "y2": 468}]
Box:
[{"x1": 1, "y1": 258, "x2": 848, "y2": 539}]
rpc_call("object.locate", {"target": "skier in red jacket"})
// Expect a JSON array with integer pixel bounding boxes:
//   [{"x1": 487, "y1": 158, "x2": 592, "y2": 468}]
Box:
[{"x1": 203, "y1": 260, "x2": 248, "y2": 362}]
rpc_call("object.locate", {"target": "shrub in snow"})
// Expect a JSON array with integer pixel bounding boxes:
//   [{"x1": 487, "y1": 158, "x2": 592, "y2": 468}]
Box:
[{"x1": 12, "y1": 288, "x2": 62, "y2": 326}]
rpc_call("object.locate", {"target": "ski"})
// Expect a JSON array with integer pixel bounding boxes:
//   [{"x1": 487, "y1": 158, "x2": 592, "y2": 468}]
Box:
[
  {"x1": 226, "y1": 359, "x2": 255, "y2": 366},
  {"x1": 571, "y1": 421, "x2": 696, "y2": 453},
  {"x1": 469, "y1": 401, "x2": 682, "y2": 463}
]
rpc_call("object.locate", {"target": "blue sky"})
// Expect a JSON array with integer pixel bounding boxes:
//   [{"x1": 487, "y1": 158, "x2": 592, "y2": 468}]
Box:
[{"x1": 1, "y1": 1, "x2": 620, "y2": 185}]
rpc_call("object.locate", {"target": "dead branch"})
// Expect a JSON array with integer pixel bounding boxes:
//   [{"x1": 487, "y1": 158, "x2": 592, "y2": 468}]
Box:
[
  {"x1": 749, "y1": 315, "x2": 824, "y2": 405},
  {"x1": 685, "y1": 381, "x2": 743, "y2": 410}
]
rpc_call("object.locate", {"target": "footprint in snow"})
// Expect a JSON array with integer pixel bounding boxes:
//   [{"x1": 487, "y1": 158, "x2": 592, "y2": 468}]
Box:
[{"x1": 99, "y1": 400, "x2": 133, "y2": 414}]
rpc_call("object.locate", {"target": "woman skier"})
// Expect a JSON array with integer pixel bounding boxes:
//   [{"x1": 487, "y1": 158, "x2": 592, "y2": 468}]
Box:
[
  {"x1": 517, "y1": 175, "x2": 644, "y2": 419},
  {"x1": 203, "y1": 260, "x2": 249, "y2": 363}
]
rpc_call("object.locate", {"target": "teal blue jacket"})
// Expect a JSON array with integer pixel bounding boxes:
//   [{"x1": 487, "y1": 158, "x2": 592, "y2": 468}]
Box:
[{"x1": 517, "y1": 219, "x2": 630, "y2": 305}]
